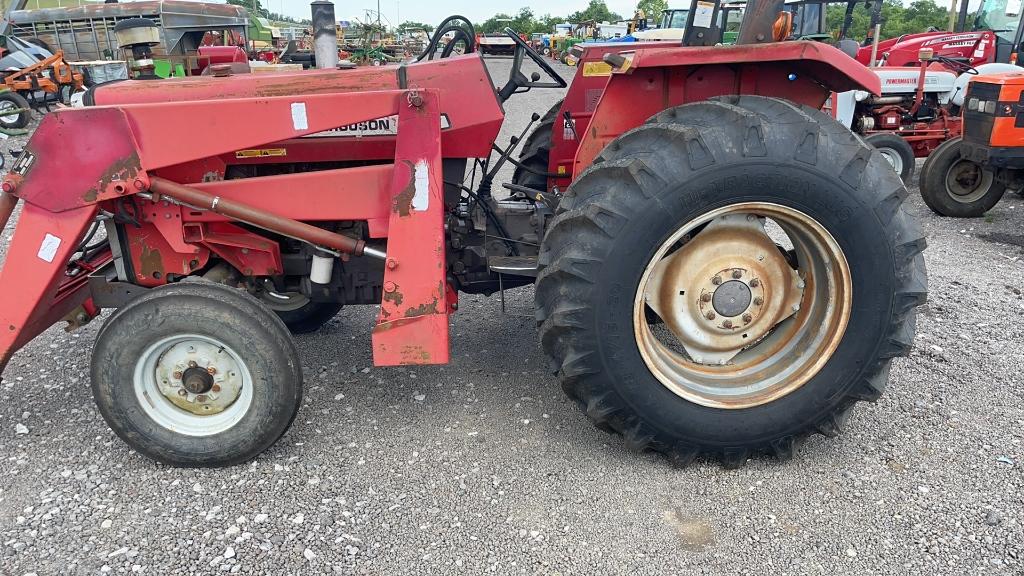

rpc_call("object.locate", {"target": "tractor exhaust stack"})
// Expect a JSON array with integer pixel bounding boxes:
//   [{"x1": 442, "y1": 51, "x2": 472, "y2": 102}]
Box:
[{"x1": 311, "y1": 0, "x2": 339, "y2": 70}]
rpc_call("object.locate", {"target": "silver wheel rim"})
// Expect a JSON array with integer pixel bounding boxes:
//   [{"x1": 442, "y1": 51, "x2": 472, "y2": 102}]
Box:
[
  {"x1": 0, "y1": 99, "x2": 19, "y2": 124},
  {"x1": 946, "y1": 158, "x2": 995, "y2": 204},
  {"x1": 133, "y1": 334, "x2": 253, "y2": 436},
  {"x1": 879, "y1": 147, "x2": 904, "y2": 176},
  {"x1": 633, "y1": 202, "x2": 852, "y2": 409}
]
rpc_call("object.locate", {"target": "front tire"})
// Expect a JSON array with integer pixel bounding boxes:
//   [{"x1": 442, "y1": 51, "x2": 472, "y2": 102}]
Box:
[
  {"x1": 536, "y1": 96, "x2": 927, "y2": 467},
  {"x1": 91, "y1": 282, "x2": 303, "y2": 467},
  {"x1": 919, "y1": 137, "x2": 1005, "y2": 217},
  {"x1": 865, "y1": 132, "x2": 915, "y2": 183}
]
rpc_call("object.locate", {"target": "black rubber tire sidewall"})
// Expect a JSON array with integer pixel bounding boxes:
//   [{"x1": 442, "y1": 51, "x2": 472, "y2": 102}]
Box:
[
  {"x1": 91, "y1": 283, "x2": 303, "y2": 467},
  {"x1": 0, "y1": 91, "x2": 30, "y2": 129},
  {"x1": 570, "y1": 162, "x2": 897, "y2": 447},
  {"x1": 865, "y1": 132, "x2": 915, "y2": 183},
  {"x1": 275, "y1": 301, "x2": 343, "y2": 334},
  {"x1": 919, "y1": 137, "x2": 1006, "y2": 217}
]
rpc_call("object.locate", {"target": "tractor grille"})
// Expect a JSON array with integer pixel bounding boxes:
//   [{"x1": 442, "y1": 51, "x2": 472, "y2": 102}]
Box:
[{"x1": 963, "y1": 82, "x2": 1001, "y2": 144}]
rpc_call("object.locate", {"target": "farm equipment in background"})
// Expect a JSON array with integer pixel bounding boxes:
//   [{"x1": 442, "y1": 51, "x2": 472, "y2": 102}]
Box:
[
  {"x1": 0, "y1": 0, "x2": 925, "y2": 470},
  {"x1": 856, "y1": 0, "x2": 1022, "y2": 68},
  {"x1": 837, "y1": 50, "x2": 1020, "y2": 183},
  {"x1": 0, "y1": 35, "x2": 83, "y2": 127},
  {"x1": 919, "y1": 70, "x2": 1024, "y2": 216}
]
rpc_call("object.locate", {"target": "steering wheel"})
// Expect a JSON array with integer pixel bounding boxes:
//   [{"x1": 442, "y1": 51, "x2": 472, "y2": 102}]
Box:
[{"x1": 496, "y1": 27, "x2": 566, "y2": 102}]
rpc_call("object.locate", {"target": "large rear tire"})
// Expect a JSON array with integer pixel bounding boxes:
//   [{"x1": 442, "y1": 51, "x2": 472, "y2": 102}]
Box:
[
  {"x1": 536, "y1": 96, "x2": 927, "y2": 468},
  {"x1": 512, "y1": 99, "x2": 563, "y2": 194},
  {"x1": 91, "y1": 282, "x2": 303, "y2": 467},
  {"x1": 919, "y1": 137, "x2": 1005, "y2": 217}
]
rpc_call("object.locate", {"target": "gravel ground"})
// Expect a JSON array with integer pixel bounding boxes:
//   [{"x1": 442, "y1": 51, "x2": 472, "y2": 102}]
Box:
[{"x1": 0, "y1": 57, "x2": 1022, "y2": 576}]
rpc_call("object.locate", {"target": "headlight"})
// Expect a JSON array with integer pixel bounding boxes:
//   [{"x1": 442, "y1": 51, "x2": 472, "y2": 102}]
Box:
[
  {"x1": 967, "y1": 97, "x2": 979, "y2": 111},
  {"x1": 984, "y1": 100, "x2": 997, "y2": 114}
]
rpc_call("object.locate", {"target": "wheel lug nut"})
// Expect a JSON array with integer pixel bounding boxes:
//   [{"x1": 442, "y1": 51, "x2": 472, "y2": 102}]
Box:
[
  {"x1": 754, "y1": 297, "x2": 764, "y2": 306},
  {"x1": 711, "y1": 276, "x2": 722, "y2": 285},
  {"x1": 177, "y1": 389, "x2": 187, "y2": 397},
  {"x1": 212, "y1": 384, "x2": 221, "y2": 393},
  {"x1": 706, "y1": 311, "x2": 716, "y2": 320},
  {"x1": 723, "y1": 320, "x2": 733, "y2": 328},
  {"x1": 749, "y1": 279, "x2": 760, "y2": 288},
  {"x1": 197, "y1": 394, "x2": 208, "y2": 403},
  {"x1": 207, "y1": 366, "x2": 217, "y2": 375},
  {"x1": 700, "y1": 293, "x2": 712, "y2": 302},
  {"x1": 173, "y1": 371, "x2": 183, "y2": 379},
  {"x1": 732, "y1": 270, "x2": 742, "y2": 279},
  {"x1": 743, "y1": 313, "x2": 752, "y2": 323},
  {"x1": 188, "y1": 361, "x2": 198, "y2": 368}
]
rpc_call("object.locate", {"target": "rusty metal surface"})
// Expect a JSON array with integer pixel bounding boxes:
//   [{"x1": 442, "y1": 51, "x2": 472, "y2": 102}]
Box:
[
  {"x1": 10, "y1": 0, "x2": 246, "y2": 24},
  {"x1": 633, "y1": 203, "x2": 852, "y2": 410},
  {"x1": 149, "y1": 177, "x2": 367, "y2": 256},
  {"x1": 643, "y1": 214, "x2": 803, "y2": 366},
  {"x1": 371, "y1": 90, "x2": 450, "y2": 366},
  {"x1": 0, "y1": 203, "x2": 99, "y2": 379}
]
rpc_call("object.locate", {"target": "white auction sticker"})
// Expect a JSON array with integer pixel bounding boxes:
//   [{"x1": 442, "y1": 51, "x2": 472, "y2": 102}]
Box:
[
  {"x1": 290, "y1": 102, "x2": 308, "y2": 131},
  {"x1": 412, "y1": 160, "x2": 429, "y2": 212},
  {"x1": 37, "y1": 233, "x2": 61, "y2": 263},
  {"x1": 693, "y1": 1, "x2": 715, "y2": 28}
]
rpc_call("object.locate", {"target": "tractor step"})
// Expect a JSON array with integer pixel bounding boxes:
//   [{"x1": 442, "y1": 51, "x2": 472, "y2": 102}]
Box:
[{"x1": 488, "y1": 256, "x2": 538, "y2": 277}]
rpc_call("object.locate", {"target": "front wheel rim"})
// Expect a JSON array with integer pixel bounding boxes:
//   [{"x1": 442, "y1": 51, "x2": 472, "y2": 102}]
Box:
[
  {"x1": 946, "y1": 158, "x2": 994, "y2": 204},
  {"x1": 133, "y1": 334, "x2": 254, "y2": 436},
  {"x1": 633, "y1": 202, "x2": 852, "y2": 409},
  {"x1": 0, "y1": 100, "x2": 19, "y2": 124},
  {"x1": 879, "y1": 147, "x2": 904, "y2": 176}
]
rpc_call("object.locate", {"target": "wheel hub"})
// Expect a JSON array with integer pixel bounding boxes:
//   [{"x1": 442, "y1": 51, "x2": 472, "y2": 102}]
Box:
[
  {"x1": 181, "y1": 366, "x2": 214, "y2": 395},
  {"x1": 634, "y1": 203, "x2": 852, "y2": 409},
  {"x1": 642, "y1": 213, "x2": 804, "y2": 365},
  {"x1": 711, "y1": 279, "x2": 752, "y2": 318},
  {"x1": 153, "y1": 340, "x2": 244, "y2": 416}
]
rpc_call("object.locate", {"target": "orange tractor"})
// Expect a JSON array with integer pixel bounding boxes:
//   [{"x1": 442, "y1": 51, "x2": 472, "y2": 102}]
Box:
[
  {"x1": 0, "y1": 1, "x2": 926, "y2": 468},
  {"x1": 920, "y1": 70, "x2": 1024, "y2": 217}
]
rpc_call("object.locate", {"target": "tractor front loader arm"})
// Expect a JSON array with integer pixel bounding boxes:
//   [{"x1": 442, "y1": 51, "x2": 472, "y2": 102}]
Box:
[{"x1": 0, "y1": 89, "x2": 452, "y2": 378}]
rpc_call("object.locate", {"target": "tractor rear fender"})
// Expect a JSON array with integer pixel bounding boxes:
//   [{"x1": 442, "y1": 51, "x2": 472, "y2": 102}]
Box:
[{"x1": 573, "y1": 41, "x2": 881, "y2": 176}]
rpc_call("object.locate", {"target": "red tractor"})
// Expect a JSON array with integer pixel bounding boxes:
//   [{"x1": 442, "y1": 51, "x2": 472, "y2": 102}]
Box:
[{"x1": 0, "y1": 1, "x2": 926, "y2": 468}]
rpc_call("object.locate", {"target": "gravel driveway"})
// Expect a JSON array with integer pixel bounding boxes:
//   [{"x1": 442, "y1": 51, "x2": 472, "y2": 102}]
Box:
[{"x1": 0, "y1": 57, "x2": 1021, "y2": 576}]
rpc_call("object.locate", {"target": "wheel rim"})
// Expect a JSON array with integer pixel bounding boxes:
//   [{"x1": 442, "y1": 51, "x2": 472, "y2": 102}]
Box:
[
  {"x1": 878, "y1": 147, "x2": 904, "y2": 176},
  {"x1": 633, "y1": 202, "x2": 852, "y2": 409},
  {"x1": 0, "y1": 100, "x2": 19, "y2": 125},
  {"x1": 133, "y1": 334, "x2": 254, "y2": 436},
  {"x1": 946, "y1": 158, "x2": 994, "y2": 204}
]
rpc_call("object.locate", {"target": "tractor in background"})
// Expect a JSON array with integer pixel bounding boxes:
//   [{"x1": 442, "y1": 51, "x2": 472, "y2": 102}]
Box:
[
  {"x1": 0, "y1": 1, "x2": 925, "y2": 469},
  {"x1": 919, "y1": 69, "x2": 1024, "y2": 216}
]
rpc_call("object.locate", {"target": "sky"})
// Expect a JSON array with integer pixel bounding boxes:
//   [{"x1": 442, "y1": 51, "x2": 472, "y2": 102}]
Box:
[{"x1": 257, "y1": 0, "x2": 641, "y2": 25}]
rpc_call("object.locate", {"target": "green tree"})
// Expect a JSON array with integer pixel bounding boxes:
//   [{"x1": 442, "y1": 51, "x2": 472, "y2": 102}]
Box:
[
  {"x1": 398, "y1": 21, "x2": 434, "y2": 33},
  {"x1": 569, "y1": 0, "x2": 622, "y2": 23},
  {"x1": 826, "y1": 0, "x2": 951, "y2": 42},
  {"x1": 227, "y1": 0, "x2": 268, "y2": 18},
  {"x1": 636, "y1": 0, "x2": 668, "y2": 20}
]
